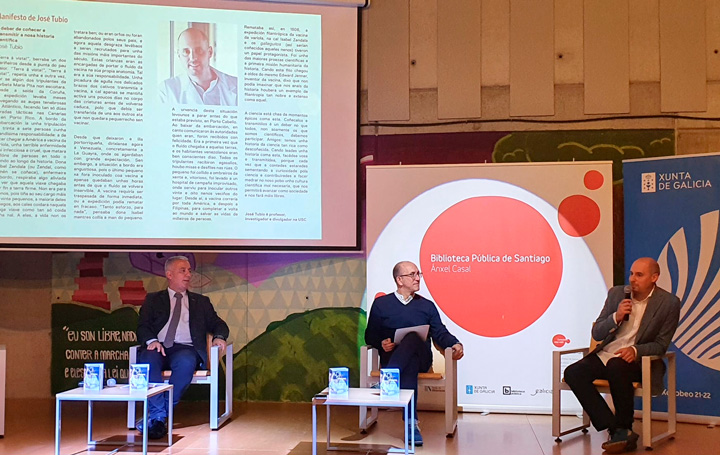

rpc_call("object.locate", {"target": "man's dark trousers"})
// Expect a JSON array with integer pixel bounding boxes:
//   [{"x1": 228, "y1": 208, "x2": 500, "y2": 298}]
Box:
[
  {"x1": 137, "y1": 344, "x2": 200, "y2": 420},
  {"x1": 564, "y1": 354, "x2": 642, "y2": 432},
  {"x1": 384, "y1": 332, "x2": 432, "y2": 420}
]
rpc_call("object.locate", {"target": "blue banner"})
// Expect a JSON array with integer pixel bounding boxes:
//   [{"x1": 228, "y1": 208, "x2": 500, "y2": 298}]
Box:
[{"x1": 624, "y1": 154, "x2": 720, "y2": 419}]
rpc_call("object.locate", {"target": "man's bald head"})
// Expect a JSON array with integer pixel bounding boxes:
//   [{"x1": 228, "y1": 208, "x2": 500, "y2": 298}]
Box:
[
  {"x1": 178, "y1": 27, "x2": 209, "y2": 47},
  {"x1": 176, "y1": 27, "x2": 214, "y2": 84},
  {"x1": 634, "y1": 257, "x2": 660, "y2": 275},
  {"x1": 629, "y1": 257, "x2": 660, "y2": 299},
  {"x1": 392, "y1": 261, "x2": 413, "y2": 281}
]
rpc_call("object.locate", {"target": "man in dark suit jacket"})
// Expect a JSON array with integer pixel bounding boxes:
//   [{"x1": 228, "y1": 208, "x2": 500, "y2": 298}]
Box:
[
  {"x1": 136, "y1": 255, "x2": 229, "y2": 438},
  {"x1": 564, "y1": 257, "x2": 680, "y2": 453}
]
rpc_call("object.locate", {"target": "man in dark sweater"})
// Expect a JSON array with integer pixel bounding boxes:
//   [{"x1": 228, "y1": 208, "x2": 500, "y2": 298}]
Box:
[{"x1": 365, "y1": 261, "x2": 464, "y2": 445}]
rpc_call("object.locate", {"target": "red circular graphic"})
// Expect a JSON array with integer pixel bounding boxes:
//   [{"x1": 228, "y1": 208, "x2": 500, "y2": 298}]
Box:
[
  {"x1": 584, "y1": 170, "x2": 604, "y2": 190},
  {"x1": 558, "y1": 195, "x2": 600, "y2": 237},
  {"x1": 374, "y1": 292, "x2": 386, "y2": 300},
  {"x1": 552, "y1": 334, "x2": 570, "y2": 347},
  {"x1": 419, "y1": 197, "x2": 562, "y2": 338}
]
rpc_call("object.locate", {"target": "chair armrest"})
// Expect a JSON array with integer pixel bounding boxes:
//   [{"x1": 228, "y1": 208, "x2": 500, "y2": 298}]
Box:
[
  {"x1": 208, "y1": 340, "x2": 232, "y2": 375},
  {"x1": 443, "y1": 347, "x2": 457, "y2": 379},
  {"x1": 443, "y1": 347, "x2": 456, "y2": 364},
  {"x1": 554, "y1": 347, "x2": 590, "y2": 356},
  {"x1": 641, "y1": 351, "x2": 675, "y2": 362},
  {"x1": 360, "y1": 345, "x2": 380, "y2": 388},
  {"x1": 129, "y1": 344, "x2": 140, "y2": 364},
  {"x1": 209, "y1": 340, "x2": 232, "y2": 356},
  {"x1": 553, "y1": 347, "x2": 589, "y2": 384},
  {"x1": 640, "y1": 351, "x2": 675, "y2": 392}
]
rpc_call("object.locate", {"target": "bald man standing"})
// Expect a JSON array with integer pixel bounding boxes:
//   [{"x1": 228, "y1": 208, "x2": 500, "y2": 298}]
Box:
[
  {"x1": 159, "y1": 27, "x2": 238, "y2": 105},
  {"x1": 563, "y1": 258, "x2": 680, "y2": 453}
]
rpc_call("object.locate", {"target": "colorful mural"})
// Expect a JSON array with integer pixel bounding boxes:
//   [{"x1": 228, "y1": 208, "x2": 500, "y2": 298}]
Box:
[
  {"x1": 51, "y1": 252, "x2": 366, "y2": 400},
  {"x1": 51, "y1": 129, "x2": 676, "y2": 400}
]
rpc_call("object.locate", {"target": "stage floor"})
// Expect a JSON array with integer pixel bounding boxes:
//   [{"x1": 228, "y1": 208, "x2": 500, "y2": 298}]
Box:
[{"x1": 1, "y1": 398, "x2": 718, "y2": 455}]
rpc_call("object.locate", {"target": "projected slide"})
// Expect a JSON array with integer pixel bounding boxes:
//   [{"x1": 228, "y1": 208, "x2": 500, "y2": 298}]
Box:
[
  {"x1": 0, "y1": 0, "x2": 357, "y2": 249},
  {"x1": 366, "y1": 163, "x2": 613, "y2": 413}
]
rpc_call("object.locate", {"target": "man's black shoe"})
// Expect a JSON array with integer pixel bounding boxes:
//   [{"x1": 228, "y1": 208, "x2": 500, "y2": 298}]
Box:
[
  {"x1": 624, "y1": 431, "x2": 639, "y2": 452},
  {"x1": 147, "y1": 419, "x2": 168, "y2": 440},
  {"x1": 136, "y1": 418, "x2": 168, "y2": 439}
]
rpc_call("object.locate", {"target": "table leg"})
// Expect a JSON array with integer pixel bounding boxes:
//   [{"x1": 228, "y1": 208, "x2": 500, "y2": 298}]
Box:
[
  {"x1": 410, "y1": 392, "x2": 415, "y2": 454},
  {"x1": 142, "y1": 399, "x2": 148, "y2": 455},
  {"x1": 167, "y1": 387, "x2": 173, "y2": 447},
  {"x1": 404, "y1": 404, "x2": 409, "y2": 455},
  {"x1": 55, "y1": 397, "x2": 61, "y2": 455},
  {"x1": 326, "y1": 404, "x2": 331, "y2": 448},
  {"x1": 312, "y1": 404, "x2": 317, "y2": 455},
  {"x1": 87, "y1": 401, "x2": 93, "y2": 444}
]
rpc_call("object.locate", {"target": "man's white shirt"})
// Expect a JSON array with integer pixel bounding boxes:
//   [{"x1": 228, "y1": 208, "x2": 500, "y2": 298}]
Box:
[
  {"x1": 597, "y1": 287, "x2": 654, "y2": 365},
  {"x1": 394, "y1": 291, "x2": 413, "y2": 305},
  {"x1": 159, "y1": 67, "x2": 238, "y2": 106},
  {"x1": 147, "y1": 289, "x2": 193, "y2": 346}
]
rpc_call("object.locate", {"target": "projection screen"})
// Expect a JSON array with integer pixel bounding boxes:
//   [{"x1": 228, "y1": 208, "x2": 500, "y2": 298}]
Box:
[{"x1": 0, "y1": 0, "x2": 359, "y2": 250}]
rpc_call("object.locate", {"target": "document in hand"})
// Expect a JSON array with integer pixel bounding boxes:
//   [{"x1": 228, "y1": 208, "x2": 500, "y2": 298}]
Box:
[{"x1": 393, "y1": 325, "x2": 429, "y2": 344}]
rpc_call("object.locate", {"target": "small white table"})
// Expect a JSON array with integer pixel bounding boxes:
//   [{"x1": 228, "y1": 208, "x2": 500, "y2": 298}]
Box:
[
  {"x1": 312, "y1": 387, "x2": 415, "y2": 455},
  {"x1": 55, "y1": 383, "x2": 173, "y2": 455}
]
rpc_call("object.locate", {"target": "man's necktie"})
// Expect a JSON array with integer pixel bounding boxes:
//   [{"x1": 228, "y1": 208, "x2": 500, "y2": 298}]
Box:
[{"x1": 164, "y1": 293, "x2": 183, "y2": 348}]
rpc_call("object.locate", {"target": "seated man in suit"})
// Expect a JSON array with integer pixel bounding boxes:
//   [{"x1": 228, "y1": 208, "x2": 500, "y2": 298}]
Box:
[
  {"x1": 365, "y1": 261, "x2": 464, "y2": 446},
  {"x1": 136, "y1": 255, "x2": 229, "y2": 438},
  {"x1": 564, "y1": 257, "x2": 680, "y2": 453}
]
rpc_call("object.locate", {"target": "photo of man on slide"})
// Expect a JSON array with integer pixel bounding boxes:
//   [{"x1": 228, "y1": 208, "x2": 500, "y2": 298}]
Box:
[{"x1": 159, "y1": 25, "x2": 238, "y2": 106}]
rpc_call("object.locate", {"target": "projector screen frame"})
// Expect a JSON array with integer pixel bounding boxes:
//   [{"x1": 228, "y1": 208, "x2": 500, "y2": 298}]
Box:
[{"x1": 0, "y1": 0, "x2": 361, "y2": 252}]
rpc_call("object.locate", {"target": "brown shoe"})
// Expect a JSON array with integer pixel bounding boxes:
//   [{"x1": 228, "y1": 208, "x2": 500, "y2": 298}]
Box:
[
  {"x1": 603, "y1": 440, "x2": 628, "y2": 454},
  {"x1": 602, "y1": 428, "x2": 638, "y2": 453},
  {"x1": 625, "y1": 431, "x2": 639, "y2": 451}
]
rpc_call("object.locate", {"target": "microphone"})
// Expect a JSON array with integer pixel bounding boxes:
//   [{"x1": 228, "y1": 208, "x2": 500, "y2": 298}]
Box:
[{"x1": 623, "y1": 285, "x2": 631, "y2": 321}]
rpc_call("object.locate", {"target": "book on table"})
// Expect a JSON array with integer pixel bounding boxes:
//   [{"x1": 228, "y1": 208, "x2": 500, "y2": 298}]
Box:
[
  {"x1": 83, "y1": 363, "x2": 104, "y2": 392},
  {"x1": 380, "y1": 368, "x2": 400, "y2": 400},
  {"x1": 129, "y1": 363, "x2": 150, "y2": 391},
  {"x1": 328, "y1": 367, "x2": 349, "y2": 398}
]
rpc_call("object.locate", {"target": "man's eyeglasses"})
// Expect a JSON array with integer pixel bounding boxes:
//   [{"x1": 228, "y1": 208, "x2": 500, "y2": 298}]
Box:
[
  {"x1": 177, "y1": 47, "x2": 209, "y2": 58},
  {"x1": 398, "y1": 272, "x2": 422, "y2": 279}
]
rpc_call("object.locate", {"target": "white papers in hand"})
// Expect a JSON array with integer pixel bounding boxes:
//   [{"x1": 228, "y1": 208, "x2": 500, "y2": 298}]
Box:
[{"x1": 393, "y1": 324, "x2": 429, "y2": 344}]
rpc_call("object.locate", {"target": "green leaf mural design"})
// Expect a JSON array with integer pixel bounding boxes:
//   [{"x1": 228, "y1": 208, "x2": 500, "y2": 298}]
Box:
[
  {"x1": 234, "y1": 307, "x2": 366, "y2": 402},
  {"x1": 492, "y1": 130, "x2": 674, "y2": 182},
  {"x1": 51, "y1": 304, "x2": 139, "y2": 393}
]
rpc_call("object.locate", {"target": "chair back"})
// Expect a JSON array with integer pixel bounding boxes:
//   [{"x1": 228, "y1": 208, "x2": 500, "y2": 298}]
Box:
[
  {"x1": 430, "y1": 340, "x2": 445, "y2": 374},
  {"x1": 588, "y1": 322, "x2": 603, "y2": 353}
]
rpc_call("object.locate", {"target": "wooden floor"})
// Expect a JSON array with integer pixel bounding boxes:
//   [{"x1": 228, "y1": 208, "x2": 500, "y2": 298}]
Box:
[{"x1": 2, "y1": 398, "x2": 719, "y2": 455}]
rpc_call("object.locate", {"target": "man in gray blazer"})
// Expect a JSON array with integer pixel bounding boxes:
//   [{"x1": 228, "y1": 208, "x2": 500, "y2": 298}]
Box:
[{"x1": 564, "y1": 257, "x2": 680, "y2": 453}]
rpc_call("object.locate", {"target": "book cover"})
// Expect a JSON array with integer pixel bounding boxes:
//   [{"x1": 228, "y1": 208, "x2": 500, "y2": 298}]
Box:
[
  {"x1": 328, "y1": 367, "x2": 349, "y2": 398},
  {"x1": 129, "y1": 363, "x2": 150, "y2": 391},
  {"x1": 380, "y1": 368, "x2": 400, "y2": 399},
  {"x1": 83, "y1": 363, "x2": 104, "y2": 392}
]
